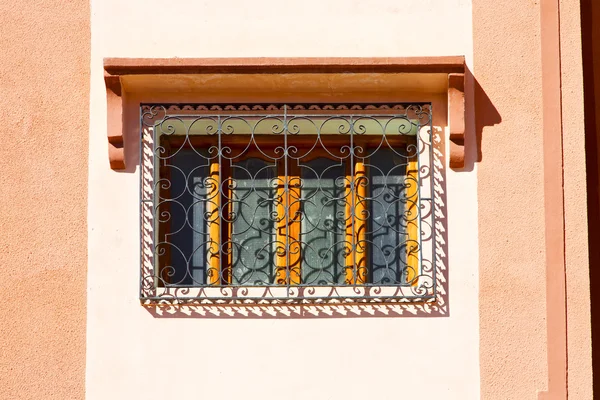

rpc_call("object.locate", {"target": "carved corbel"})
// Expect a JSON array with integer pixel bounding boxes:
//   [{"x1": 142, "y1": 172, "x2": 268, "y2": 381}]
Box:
[
  {"x1": 104, "y1": 72, "x2": 125, "y2": 169},
  {"x1": 448, "y1": 73, "x2": 465, "y2": 169}
]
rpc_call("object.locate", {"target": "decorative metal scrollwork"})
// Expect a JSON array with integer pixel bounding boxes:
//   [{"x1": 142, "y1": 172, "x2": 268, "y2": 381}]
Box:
[{"x1": 140, "y1": 103, "x2": 443, "y2": 306}]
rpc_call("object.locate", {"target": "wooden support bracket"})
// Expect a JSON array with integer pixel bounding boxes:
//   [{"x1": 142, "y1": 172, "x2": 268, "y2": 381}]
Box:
[
  {"x1": 104, "y1": 72, "x2": 124, "y2": 169},
  {"x1": 448, "y1": 73, "x2": 466, "y2": 169}
]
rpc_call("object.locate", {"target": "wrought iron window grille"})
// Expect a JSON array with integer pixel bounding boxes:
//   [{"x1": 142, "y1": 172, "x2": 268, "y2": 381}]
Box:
[{"x1": 140, "y1": 103, "x2": 441, "y2": 306}]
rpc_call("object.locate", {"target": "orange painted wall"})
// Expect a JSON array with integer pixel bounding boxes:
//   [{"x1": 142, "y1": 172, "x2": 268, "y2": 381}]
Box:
[
  {"x1": 560, "y1": 0, "x2": 593, "y2": 397},
  {"x1": 473, "y1": 0, "x2": 548, "y2": 395},
  {"x1": 0, "y1": 0, "x2": 90, "y2": 399},
  {"x1": 475, "y1": 0, "x2": 592, "y2": 398}
]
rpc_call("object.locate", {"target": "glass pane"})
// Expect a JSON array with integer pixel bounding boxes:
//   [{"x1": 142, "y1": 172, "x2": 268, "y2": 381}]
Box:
[
  {"x1": 164, "y1": 148, "x2": 210, "y2": 285},
  {"x1": 368, "y1": 149, "x2": 408, "y2": 284},
  {"x1": 230, "y1": 158, "x2": 277, "y2": 285},
  {"x1": 300, "y1": 158, "x2": 347, "y2": 285}
]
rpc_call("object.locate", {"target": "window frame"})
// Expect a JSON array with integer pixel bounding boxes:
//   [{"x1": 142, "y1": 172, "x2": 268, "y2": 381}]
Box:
[{"x1": 140, "y1": 102, "x2": 438, "y2": 305}]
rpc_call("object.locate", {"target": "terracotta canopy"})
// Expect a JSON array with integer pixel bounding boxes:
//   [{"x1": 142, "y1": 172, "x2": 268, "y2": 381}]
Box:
[{"x1": 103, "y1": 57, "x2": 466, "y2": 170}]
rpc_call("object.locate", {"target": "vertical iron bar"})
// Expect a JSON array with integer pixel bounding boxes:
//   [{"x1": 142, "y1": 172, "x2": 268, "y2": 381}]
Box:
[
  {"x1": 151, "y1": 109, "x2": 159, "y2": 292},
  {"x1": 416, "y1": 109, "x2": 424, "y2": 292},
  {"x1": 139, "y1": 106, "x2": 144, "y2": 299},
  {"x1": 416, "y1": 106, "x2": 427, "y2": 294},
  {"x1": 217, "y1": 115, "x2": 222, "y2": 287},
  {"x1": 350, "y1": 116, "x2": 356, "y2": 284},
  {"x1": 284, "y1": 105, "x2": 289, "y2": 296},
  {"x1": 429, "y1": 104, "x2": 436, "y2": 297}
]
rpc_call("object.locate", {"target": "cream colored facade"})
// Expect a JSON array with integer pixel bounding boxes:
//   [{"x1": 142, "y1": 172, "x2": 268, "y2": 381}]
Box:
[
  {"x1": 89, "y1": 2, "x2": 478, "y2": 399},
  {"x1": 0, "y1": 0, "x2": 594, "y2": 399}
]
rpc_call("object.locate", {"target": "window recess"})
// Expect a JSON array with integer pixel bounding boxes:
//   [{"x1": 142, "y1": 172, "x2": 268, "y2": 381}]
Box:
[{"x1": 140, "y1": 103, "x2": 437, "y2": 304}]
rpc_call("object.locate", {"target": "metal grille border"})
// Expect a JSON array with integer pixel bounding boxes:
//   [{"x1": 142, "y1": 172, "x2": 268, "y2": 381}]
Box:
[{"x1": 139, "y1": 103, "x2": 445, "y2": 308}]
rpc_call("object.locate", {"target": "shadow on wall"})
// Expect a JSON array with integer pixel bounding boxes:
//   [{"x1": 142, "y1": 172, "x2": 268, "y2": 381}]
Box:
[
  {"x1": 580, "y1": 0, "x2": 600, "y2": 392},
  {"x1": 144, "y1": 302, "x2": 441, "y2": 319},
  {"x1": 463, "y1": 66, "x2": 502, "y2": 172},
  {"x1": 122, "y1": 94, "x2": 142, "y2": 174}
]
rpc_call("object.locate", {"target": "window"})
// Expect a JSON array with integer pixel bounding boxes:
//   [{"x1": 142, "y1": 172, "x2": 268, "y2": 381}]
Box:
[{"x1": 140, "y1": 103, "x2": 435, "y2": 303}]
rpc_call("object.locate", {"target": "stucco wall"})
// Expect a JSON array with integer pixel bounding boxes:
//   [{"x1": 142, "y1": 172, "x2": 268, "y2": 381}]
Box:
[
  {"x1": 473, "y1": 0, "x2": 548, "y2": 396},
  {"x1": 560, "y1": 0, "x2": 593, "y2": 396},
  {"x1": 474, "y1": 0, "x2": 592, "y2": 398},
  {"x1": 0, "y1": 0, "x2": 90, "y2": 399},
  {"x1": 87, "y1": 1, "x2": 479, "y2": 399},
  {"x1": 0, "y1": 0, "x2": 590, "y2": 398}
]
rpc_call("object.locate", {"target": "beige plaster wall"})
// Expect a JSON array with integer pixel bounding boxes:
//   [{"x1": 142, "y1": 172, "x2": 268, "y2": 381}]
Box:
[
  {"x1": 87, "y1": 1, "x2": 479, "y2": 399},
  {"x1": 0, "y1": 0, "x2": 90, "y2": 399}
]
